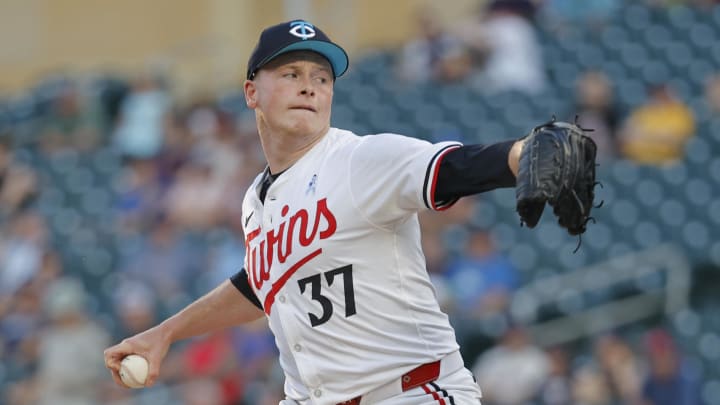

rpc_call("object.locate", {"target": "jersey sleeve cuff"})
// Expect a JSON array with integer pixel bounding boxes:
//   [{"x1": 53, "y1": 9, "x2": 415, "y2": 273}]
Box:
[
  {"x1": 230, "y1": 268, "x2": 263, "y2": 310},
  {"x1": 423, "y1": 144, "x2": 462, "y2": 211}
]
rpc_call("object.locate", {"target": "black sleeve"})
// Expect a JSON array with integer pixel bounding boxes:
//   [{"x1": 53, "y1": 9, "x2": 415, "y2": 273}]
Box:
[
  {"x1": 229, "y1": 268, "x2": 263, "y2": 310},
  {"x1": 434, "y1": 140, "x2": 517, "y2": 202}
]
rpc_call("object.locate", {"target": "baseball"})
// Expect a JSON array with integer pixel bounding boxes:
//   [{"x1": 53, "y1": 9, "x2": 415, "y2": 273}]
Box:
[{"x1": 119, "y1": 354, "x2": 149, "y2": 388}]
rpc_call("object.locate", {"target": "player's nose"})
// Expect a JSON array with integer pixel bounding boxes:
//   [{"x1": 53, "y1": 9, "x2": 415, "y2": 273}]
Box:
[
  {"x1": 299, "y1": 75, "x2": 316, "y2": 96},
  {"x1": 300, "y1": 85, "x2": 315, "y2": 97}
]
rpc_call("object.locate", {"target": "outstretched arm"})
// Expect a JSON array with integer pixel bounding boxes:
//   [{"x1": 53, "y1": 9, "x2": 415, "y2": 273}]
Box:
[
  {"x1": 508, "y1": 139, "x2": 525, "y2": 178},
  {"x1": 434, "y1": 139, "x2": 525, "y2": 202},
  {"x1": 104, "y1": 279, "x2": 264, "y2": 388}
]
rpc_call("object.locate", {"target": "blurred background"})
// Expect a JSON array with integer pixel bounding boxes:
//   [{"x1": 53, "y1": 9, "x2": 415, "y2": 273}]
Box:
[{"x1": 1, "y1": 0, "x2": 720, "y2": 404}]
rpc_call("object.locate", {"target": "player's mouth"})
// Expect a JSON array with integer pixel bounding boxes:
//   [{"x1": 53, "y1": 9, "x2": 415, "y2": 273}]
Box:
[{"x1": 290, "y1": 105, "x2": 316, "y2": 112}]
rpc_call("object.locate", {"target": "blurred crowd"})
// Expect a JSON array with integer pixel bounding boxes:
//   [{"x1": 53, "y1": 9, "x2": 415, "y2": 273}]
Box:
[{"x1": 1, "y1": 0, "x2": 719, "y2": 404}]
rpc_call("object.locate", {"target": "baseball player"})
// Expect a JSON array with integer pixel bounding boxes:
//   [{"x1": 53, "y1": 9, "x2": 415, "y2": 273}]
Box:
[{"x1": 104, "y1": 20, "x2": 595, "y2": 405}]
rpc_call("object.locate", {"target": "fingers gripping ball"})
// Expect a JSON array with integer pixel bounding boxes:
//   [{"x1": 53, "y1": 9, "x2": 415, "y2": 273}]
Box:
[
  {"x1": 516, "y1": 118, "x2": 598, "y2": 237},
  {"x1": 119, "y1": 354, "x2": 149, "y2": 388}
]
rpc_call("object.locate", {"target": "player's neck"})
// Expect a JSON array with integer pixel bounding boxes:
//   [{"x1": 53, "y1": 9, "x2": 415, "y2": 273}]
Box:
[{"x1": 258, "y1": 125, "x2": 329, "y2": 174}]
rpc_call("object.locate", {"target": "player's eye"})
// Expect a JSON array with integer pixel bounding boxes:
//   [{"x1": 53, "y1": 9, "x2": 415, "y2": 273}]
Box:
[{"x1": 283, "y1": 72, "x2": 297, "y2": 79}]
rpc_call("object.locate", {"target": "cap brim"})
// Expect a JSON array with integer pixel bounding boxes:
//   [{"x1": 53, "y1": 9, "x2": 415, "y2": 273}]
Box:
[{"x1": 262, "y1": 40, "x2": 349, "y2": 78}]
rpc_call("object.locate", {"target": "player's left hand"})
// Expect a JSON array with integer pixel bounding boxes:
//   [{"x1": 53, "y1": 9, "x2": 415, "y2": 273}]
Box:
[{"x1": 515, "y1": 118, "x2": 599, "y2": 239}]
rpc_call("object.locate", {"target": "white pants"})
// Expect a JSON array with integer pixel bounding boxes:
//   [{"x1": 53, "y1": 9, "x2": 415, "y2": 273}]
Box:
[{"x1": 280, "y1": 366, "x2": 482, "y2": 405}]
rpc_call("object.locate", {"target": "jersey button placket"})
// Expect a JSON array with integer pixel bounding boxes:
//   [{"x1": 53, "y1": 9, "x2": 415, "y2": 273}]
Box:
[
  {"x1": 313, "y1": 389, "x2": 322, "y2": 398},
  {"x1": 293, "y1": 343, "x2": 302, "y2": 352}
]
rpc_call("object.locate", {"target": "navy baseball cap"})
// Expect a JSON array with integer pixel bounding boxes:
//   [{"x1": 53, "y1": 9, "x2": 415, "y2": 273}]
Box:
[{"x1": 246, "y1": 20, "x2": 349, "y2": 80}]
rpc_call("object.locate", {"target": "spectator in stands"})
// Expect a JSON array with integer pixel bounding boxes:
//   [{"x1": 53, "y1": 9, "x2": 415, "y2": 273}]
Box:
[
  {"x1": 0, "y1": 140, "x2": 38, "y2": 219},
  {"x1": 39, "y1": 79, "x2": 100, "y2": 153},
  {"x1": 204, "y1": 225, "x2": 247, "y2": 291},
  {"x1": 231, "y1": 321, "x2": 284, "y2": 405},
  {"x1": 473, "y1": 323, "x2": 550, "y2": 405},
  {"x1": 418, "y1": 195, "x2": 477, "y2": 236},
  {"x1": 178, "y1": 331, "x2": 244, "y2": 404},
  {"x1": 0, "y1": 137, "x2": 12, "y2": 190},
  {"x1": 114, "y1": 157, "x2": 164, "y2": 233},
  {"x1": 572, "y1": 71, "x2": 621, "y2": 162},
  {"x1": 443, "y1": 224, "x2": 519, "y2": 358},
  {"x1": 571, "y1": 363, "x2": 613, "y2": 405},
  {"x1": 455, "y1": 0, "x2": 546, "y2": 94},
  {"x1": 444, "y1": 226, "x2": 519, "y2": 320},
  {"x1": 703, "y1": 73, "x2": 720, "y2": 116},
  {"x1": 179, "y1": 378, "x2": 227, "y2": 405},
  {"x1": 0, "y1": 212, "x2": 48, "y2": 299},
  {"x1": 619, "y1": 83, "x2": 695, "y2": 165},
  {"x1": 164, "y1": 157, "x2": 226, "y2": 230},
  {"x1": 1, "y1": 284, "x2": 44, "y2": 405},
  {"x1": 118, "y1": 214, "x2": 203, "y2": 313},
  {"x1": 112, "y1": 280, "x2": 158, "y2": 338},
  {"x1": 594, "y1": 334, "x2": 644, "y2": 404},
  {"x1": 188, "y1": 105, "x2": 245, "y2": 184},
  {"x1": 0, "y1": 163, "x2": 38, "y2": 218},
  {"x1": 536, "y1": 346, "x2": 573, "y2": 405},
  {"x1": 421, "y1": 229, "x2": 454, "y2": 313},
  {"x1": 112, "y1": 73, "x2": 170, "y2": 159},
  {"x1": 396, "y1": 6, "x2": 473, "y2": 84},
  {"x1": 35, "y1": 277, "x2": 110, "y2": 405},
  {"x1": 640, "y1": 328, "x2": 703, "y2": 405}
]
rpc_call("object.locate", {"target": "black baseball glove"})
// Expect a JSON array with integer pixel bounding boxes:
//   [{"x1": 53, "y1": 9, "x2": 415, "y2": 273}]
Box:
[{"x1": 515, "y1": 118, "x2": 599, "y2": 241}]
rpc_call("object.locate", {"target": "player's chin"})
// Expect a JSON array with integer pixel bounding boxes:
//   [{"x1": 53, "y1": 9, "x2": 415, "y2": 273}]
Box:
[{"x1": 286, "y1": 119, "x2": 325, "y2": 136}]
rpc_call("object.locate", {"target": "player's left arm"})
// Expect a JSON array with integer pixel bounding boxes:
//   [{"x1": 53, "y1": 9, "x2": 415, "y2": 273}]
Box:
[{"x1": 434, "y1": 139, "x2": 525, "y2": 202}]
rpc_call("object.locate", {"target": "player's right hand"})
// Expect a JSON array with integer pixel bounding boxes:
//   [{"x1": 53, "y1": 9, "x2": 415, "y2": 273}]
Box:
[{"x1": 104, "y1": 326, "x2": 171, "y2": 388}]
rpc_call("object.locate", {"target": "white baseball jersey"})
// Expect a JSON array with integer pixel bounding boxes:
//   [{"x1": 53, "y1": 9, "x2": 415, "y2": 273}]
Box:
[{"x1": 241, "y1": 127, "x2": 463, "y2": 405}]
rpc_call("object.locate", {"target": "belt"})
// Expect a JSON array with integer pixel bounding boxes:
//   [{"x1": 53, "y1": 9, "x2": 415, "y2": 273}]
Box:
[{"x1": 336, "y1": 351, "x2": 464, "y2": 405}]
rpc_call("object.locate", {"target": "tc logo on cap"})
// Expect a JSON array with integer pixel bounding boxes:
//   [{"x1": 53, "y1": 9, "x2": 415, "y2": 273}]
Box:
[{"x1": 289, "y1": 21, "x2": 316, "y2": 40}]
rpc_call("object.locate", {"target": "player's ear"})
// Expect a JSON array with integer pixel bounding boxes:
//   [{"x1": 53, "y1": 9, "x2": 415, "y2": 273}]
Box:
[{"x1": 244, "y1": 80, "x2": 258, "y2": 109}]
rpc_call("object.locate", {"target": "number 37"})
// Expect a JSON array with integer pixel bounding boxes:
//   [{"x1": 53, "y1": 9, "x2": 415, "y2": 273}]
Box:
[{"x1": 297, "y1": 265, "x2": 357, "y2": 327}]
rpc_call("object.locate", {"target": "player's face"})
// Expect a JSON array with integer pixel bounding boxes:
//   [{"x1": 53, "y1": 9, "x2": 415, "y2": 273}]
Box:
[{"x1": 247, "y1": 51, "x2": 334, "y2": 138}]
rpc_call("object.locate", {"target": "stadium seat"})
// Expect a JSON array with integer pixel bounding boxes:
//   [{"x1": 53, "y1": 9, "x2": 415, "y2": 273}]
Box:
[
  {"x1": 508, "y1": 243, "x2": 539, "y2": 273},
  {"x1": 703, "y1": 380, "x2": 720, "y2": 405},
  {"x1": 65, "y1": 167, "x2": 95, "y2": 195},
  {"x1": 699, "y1": 332, "x2": 720, "y2": 362},
  {"x1": 644, "y1": 24, "x2": 673, "y2": 51},
  {"x1": 610, "y1": 198, "x2": 640, "y2": 228},
  {"x1": 623, "y1": 3, "x2": 652, "y2": 32},
  {"x1": 348, "y1": 85, "x2": 381, "y2": 112},
  {"x1": 708, "y1": 200, "x2": 720, "y2": 227},
  {"x1": 615, "y1": 77, "x2": 648, "y2": 106},
  {"x1": 640, "y1": 60, "x2": 671, "y2": 86},
  {"x1": 600, "y1": 24, "x2": 630, "y2": 52},
  {"x1": 667, "y1": 5, "x2": 697, "y2": 31},
  {"x1": 633, "y1": 221, "x2": 663, "y2": 249},
  {"x1": 659, "y1": 162, "x2": 689, "y2": 187},
  {"x1": 658, "y1": 199, "x2": 687, "y2": 230},
  {"x1": 684, "y1": 178, "x2": 713, "y2": 208},
  {"x1": 634, "y1": 178, "x2": 664, "y2": 208},
  {"x1": 682, "y1": 221, "x2": 711, "y2": 257},
  {"x1": 557, "y1": 241, "x2": 589, "y2": 269},
  {"x1": 80, "y1": 187, "x2": 112, "y2": 217},
  {"x1": 689, "y1": 23, "x2": 716, "y2": 50}
]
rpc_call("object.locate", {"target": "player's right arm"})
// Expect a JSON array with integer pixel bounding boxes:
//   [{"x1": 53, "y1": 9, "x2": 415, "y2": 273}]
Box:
[{"x1": 104, "y1": 277, "x2": 264, "y2": 388}]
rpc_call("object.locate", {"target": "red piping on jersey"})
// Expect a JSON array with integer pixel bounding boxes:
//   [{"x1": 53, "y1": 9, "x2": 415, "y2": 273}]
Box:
[
  {"x1": 421, "y1": 384, "x2": 446, "y2": 404},
  {"x1": 263, "y1": 248, "x2": 322, "y2": 314},
  {"x1": 430, "y1": 145, "x2": 461, "y2": 211}
]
